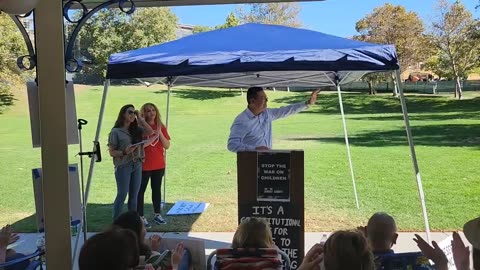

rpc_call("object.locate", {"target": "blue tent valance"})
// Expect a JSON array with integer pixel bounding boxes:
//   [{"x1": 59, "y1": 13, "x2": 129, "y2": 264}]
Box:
[{"x1": 106, "y1": 23, "x2": 399, "y2": 87}]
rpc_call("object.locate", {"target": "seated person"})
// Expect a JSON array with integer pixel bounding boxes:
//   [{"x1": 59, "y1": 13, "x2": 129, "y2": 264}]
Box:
[
  {"x1": 213, "y1": 217, "x2": 282, "y2": 270},
  {"x1": 0, "y1": 224, "x2": 29, "y2": 270},
  {"x1": 364, "y1": 212, "x2": 398, "y2": 255},
  {"x1": 361, "y1": 213, "x2": 433, "y2": 270},
  {"x1": 324, "y1": 230, "x2": 375, "y2": 270},
  {"x1": 78, "y1": 227, "x2": 140, "y2": 270},
  {"x1": 232, "y1": 217, "x2": 275, "y2": 249},
  {"x1": 113, "y1": 211, "x2": 190, "y2": 270},
  {"x1": 298, "y1": 230, "x2": 374, "y2": 270}
]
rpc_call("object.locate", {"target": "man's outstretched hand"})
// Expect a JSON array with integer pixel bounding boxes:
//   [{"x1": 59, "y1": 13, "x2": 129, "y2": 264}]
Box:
[{"x1": 307, "y1": 90, "x2": 321, "y2": 106}]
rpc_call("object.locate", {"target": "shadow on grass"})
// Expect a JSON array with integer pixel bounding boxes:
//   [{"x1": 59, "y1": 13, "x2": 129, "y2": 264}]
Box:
[
  {"x1": 154, "y1": 89, "x2": 240, "y2": 100},
  {"x1": 349, "y1": 111, "x2": 480, "y2": 122},
  {"x1": 287, "y1": 124, "x2": 480, "y2": 147},
  {"x1": 11, "y1": 203, "x2": 204, "y2": 233},
  {"x1": 274, "y1": 93, "x2": 480, "y2": 117},
  {"x1": 0, "y1": 92, "x2": 16, "y2": 114}
]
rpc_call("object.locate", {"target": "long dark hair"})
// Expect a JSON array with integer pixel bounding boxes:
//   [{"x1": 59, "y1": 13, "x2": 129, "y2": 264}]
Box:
[
  {"x1": 113, "y1": 104, "x2": 143, "y2": 144},
  {"x1": 113, "y1": 211, "x2": 151, "y2": 258}
]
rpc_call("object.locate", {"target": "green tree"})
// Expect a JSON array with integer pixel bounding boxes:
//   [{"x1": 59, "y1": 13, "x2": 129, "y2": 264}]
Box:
[
  {"x1": 76, "y1": 7, "x2": 177, "y2": 83},
  {"x1": 192, "y1": 12, "x2": 240, "y2": 33},
  {"x1": 423, "y1": 55, "x2": 454, "y2": 80},
  {"x1": 355, "y1": 4, "x2": 429, "y2": 95},
  {"x1": 428, "y1": 0, "x2": 480, "y2": 99},
  {"x1": 0, "y1": 13, "x2": 27, "y2": 82},
  {"x1": 215, "y1": 12, "x2": 239, "y2": 29},
  {"x1": 361, "y1": 72, "x2": 391, "y2": 95},
  {"x1": 0, "y1": 13, "x2": 29, "y2": 111},
  {"x1": 235, "y1": 3, "x2": 302, "y2": 27},
  {"x1": 192, "y1": 25, "x2": 212, "y2": 34}
]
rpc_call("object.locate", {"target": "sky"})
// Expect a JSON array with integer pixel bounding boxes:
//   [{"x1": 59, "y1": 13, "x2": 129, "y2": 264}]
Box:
[{"x1": 171, "y1": 0, "x2": 478, "y2": 37}]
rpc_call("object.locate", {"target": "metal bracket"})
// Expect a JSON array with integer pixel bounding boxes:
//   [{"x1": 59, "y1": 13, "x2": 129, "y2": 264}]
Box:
[
  {"x1": 63, "y1": 0, "x2": 136, "y2": 72},
  {"x1": 7, "y1": 0, "x2": 136, "y2": 73},
  {"x1": 8, "y1": 11, "x2": 36, "y2": 70}
]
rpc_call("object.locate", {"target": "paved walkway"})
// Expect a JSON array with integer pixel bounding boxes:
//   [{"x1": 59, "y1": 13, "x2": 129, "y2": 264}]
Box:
[{"x1": 11, "y1": 231, "x2": 468, "y2": 270}]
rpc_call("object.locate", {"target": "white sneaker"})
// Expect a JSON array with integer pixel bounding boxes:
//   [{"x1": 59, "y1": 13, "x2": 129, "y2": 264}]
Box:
[
  {"x1": 153, "y1": 214, "x2": 167, "y2": 225},
  {"x1": 141, "y1": 216, "x2": 151, "y2": 229}
]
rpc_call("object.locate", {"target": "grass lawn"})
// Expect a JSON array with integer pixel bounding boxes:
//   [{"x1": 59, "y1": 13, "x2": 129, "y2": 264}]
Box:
[{"x1": 0, "y1": 85, "x2": 479, "y2": 232}]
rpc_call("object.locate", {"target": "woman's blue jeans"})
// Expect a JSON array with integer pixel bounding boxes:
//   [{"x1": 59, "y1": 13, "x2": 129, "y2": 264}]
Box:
[{"x1": 113, "y1": 161, "x2": 142, "y2": 219}]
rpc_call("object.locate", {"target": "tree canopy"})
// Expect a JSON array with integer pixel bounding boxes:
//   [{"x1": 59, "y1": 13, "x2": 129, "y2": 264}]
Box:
[
  {"x1": 235, "y1": 3, "x2": 302, "y2": 27},
  {"x1": 355, "y1": 3, "x2": 429, "y2": 71},
  {"x1": 75, "y1": 7, "x2": 178, "y2": 83},
  {"x1": 428, "y1": 0, "x2": 480, "y2": 98}
]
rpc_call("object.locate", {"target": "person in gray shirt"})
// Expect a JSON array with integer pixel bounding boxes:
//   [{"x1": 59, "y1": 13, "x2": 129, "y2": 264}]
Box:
[{"x1": 108, "y1": 104, "x2": 153, "y2": 219}]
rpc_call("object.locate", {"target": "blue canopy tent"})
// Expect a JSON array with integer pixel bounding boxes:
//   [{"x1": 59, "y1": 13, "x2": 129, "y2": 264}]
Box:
[
  {"x1": 106, "y1": 23, "x2": 399, "y2": 87},
  {"x1": 84, "y1": 24, "x2": 431, "y2": 243}
]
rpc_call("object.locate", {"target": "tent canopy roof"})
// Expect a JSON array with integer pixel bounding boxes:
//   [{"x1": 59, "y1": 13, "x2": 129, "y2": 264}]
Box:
[{"x1": 106, "y1": 23, "x2": 399, "y2": 87}]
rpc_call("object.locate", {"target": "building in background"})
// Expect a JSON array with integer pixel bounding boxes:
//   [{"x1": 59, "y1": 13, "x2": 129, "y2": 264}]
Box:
[
  {"x1": 176, "y1": 24, "x2": 195, "y2": 38},
  {"x1": 18, "y1": 15, "x2": 35, "y2": 43}
]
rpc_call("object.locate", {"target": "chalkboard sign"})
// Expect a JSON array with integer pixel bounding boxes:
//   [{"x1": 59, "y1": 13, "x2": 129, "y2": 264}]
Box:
[
  {"x1": 237, "y1": 151, "x2": 304, "y2": 270},
  {"x1": 257, "y1": 152, "x2": 290, "y2": 202},
  {"x1": 239, "y1": 202, "x2": 302, "y2": 269}
]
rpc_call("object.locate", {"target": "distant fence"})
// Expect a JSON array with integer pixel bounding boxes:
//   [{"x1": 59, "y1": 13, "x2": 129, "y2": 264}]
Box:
[{"x1": 339, "y1": 80, "x2": 480, "y2": 94}]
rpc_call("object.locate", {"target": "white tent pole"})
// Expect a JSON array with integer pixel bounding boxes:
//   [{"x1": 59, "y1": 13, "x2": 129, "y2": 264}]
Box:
[
  {"x1": 85, "y1": 79, "x2": 109, "y2": 204},
  {"x1": 162, "y1": 81, "x2": 172, "y2": 211},
  {"x1": 336, "y1": 82, "x2": 360, "y2": 209},
  {"x1": 72, "y1": 79, "x2": 110, "y2": 264},
  {"x1": 394, "y1": 70, "x2": 431, "y2": 242}
]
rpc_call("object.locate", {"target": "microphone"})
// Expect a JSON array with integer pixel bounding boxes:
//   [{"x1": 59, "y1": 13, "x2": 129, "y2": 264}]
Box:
[{"x1": 93, "y1": 141, "x2": 102, "y2": 162}]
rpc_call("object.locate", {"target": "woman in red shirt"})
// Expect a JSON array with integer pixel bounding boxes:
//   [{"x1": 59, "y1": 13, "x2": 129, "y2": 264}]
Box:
[{"x1": 137, "y1": 103, "x2": 171, "y2": 228}]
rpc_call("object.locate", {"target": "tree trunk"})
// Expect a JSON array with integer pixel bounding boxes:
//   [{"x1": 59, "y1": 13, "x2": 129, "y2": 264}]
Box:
[
  {"x1": 367, "y1": 81, "x2": 376, "y2": 95},
  {"x1": 450, "y1": 58, "x2": 463, "y2": 99},
  {"x1": 391, "y1": 73, "x2": 398, "y2": 97},
  {"x1": 455, "y1": 76, "x2": 463, "y2": 99}
]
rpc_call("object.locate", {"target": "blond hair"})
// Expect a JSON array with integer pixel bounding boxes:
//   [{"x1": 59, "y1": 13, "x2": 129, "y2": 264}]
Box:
[
  {"x1": 232, "y1": 217, "x2": 274, "y2": 249},
  {"x1": 140, "y1": 103, "x2": 162, "y2": 127}
]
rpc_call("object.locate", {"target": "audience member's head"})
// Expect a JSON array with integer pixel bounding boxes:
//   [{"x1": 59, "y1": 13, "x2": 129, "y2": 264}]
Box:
[
  {"x1": 232, "y1": 217, "x2": 274, "y2": 249},
  {"x1": 113, "y1": 210, "x2": 151, "y2": 257},
  {"x1": 366, "y1": 212, "x2": 398, "y2": 253},
  {"x1": 464, "y1": 216, "x2": 480, "y2": 270},
  {"x1": 323, "y1": 230, "x2": 374, "y2": 270},
  {"x1": 79, "y1": 228, "x2": 139, "y2": 270}
]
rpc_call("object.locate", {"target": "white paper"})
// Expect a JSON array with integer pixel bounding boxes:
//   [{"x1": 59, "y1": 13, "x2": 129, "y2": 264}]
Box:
[
  {"x1": 166, "y1": 201, "x2": 209, "y2": 215},
  {"x1": 132, "y1": 134, "x2": 160, "y2": 147},
  {"x1": 27, "y1": 81, "x2": 79, "y2": 148},
  {"x1": 437, "y1": 235, "x2": 457, "y2": 270}
]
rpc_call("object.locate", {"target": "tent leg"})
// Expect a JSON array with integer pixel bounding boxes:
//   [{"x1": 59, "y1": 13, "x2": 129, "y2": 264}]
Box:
[
  {"x1": 163, "y1": 84, "x2": 172, "y2": 211},
  {"x1": 85, "y1": 79, "x2": 110, "y2": 204},
  {"x1": 336, "y1": 84, "x2": 360, "y2": 209},
  {"x1": 72, "y1": 79, "x2": 110, "y2": 263},
  {"x1": 394, "y1": 70, "x2": 431, "y2": 242}
]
